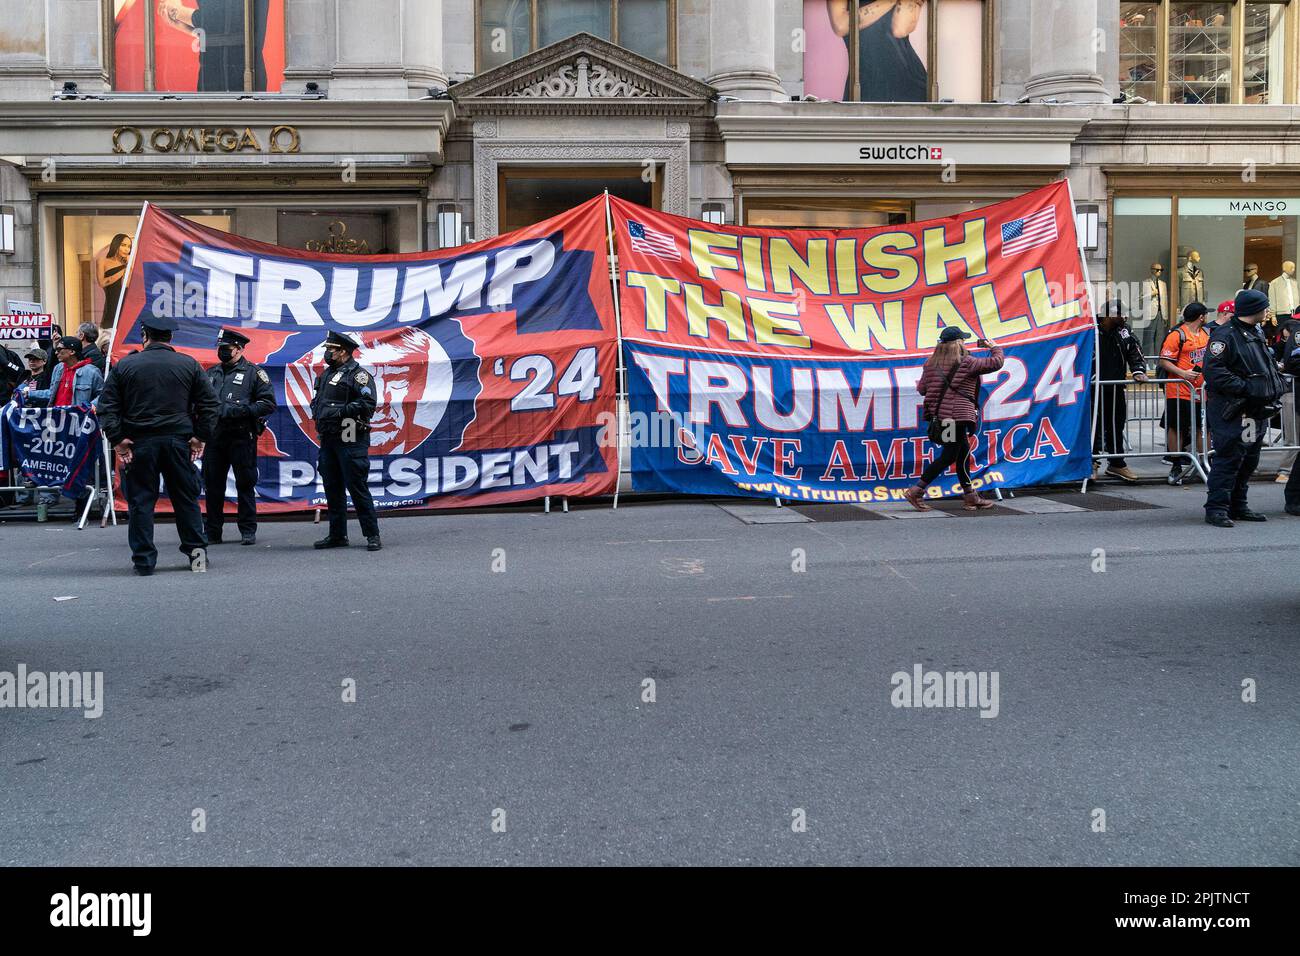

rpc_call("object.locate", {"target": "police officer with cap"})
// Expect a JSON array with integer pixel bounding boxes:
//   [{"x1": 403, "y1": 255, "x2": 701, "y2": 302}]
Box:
[
  {"x1": 1202, "y1": 287, "x2": 1288, "y2": 527},
  {"x1": 204, "y1": 327, "x2": 276, "y2": 545},
  {"x1": 97, "y1": 314, "x2": 220, "y2": 574},
  {"x1": 310, "y1": 329, "x2": 381, "y2": 551}
]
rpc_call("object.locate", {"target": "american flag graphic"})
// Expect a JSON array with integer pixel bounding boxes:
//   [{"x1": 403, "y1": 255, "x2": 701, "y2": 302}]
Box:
[
  {"x1": 627, "y1": 220, "x2": 680, "y2": 260},
  {"x1": 999, "y1": 207, "x2": 1058, "y2": 256}
]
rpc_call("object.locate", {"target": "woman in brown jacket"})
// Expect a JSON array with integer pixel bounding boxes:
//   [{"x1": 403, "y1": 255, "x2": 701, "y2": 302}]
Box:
[{"x1": 904, "y1": 326, "x2": 1005, "y2": 511}]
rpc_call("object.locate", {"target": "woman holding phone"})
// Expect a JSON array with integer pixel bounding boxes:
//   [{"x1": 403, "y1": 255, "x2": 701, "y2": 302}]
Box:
[{"x1": 904, "y1": 327, "x2": 1004, "y2": 511}]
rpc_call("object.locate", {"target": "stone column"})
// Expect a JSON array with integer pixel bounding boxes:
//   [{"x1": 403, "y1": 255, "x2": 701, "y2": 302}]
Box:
[
  {"x1": 1024, "y1": 0, "x2": 1110, "y2": 103},
  {"x1": 283, "y1": 0, "x2": 336, "y2": 91},
  {"x1": 332, "y1": 0, "x2": 407, "y2": 99},
  {"x1": 0, "y1": 2, "x2": 50, "y2": 100},
  {"x1": 48, "y1": 0, "x2": 107, "y2": 93},
  {"x1": 403, "y1": 0, "x2": 448, "y2": 94},
  {"x1": 706, "y1": 0, "x2": 785, "y2": 102}
]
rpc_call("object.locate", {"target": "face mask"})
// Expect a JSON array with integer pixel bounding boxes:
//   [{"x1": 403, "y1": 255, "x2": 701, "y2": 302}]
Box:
[
  {"x1": 217, "y1": 345, "x2": 235, "y2": 363},
  {"x1": 323, "y1": 348, "x2": 340, "y2": 366}
]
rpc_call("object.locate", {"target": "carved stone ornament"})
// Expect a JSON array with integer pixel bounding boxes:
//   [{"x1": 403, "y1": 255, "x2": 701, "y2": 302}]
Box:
[{"x1": 515, "y1": 56, "x2": 655, "y2": 99}]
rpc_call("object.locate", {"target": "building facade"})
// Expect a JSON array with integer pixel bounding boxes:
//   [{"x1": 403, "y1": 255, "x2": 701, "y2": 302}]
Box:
[{"x1": 3, "y1": 1, "x2": 1300, "y2": 361}]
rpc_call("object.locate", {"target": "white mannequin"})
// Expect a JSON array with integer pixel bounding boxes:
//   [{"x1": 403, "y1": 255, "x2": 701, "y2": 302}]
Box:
[
  {"x1": 1178, "y1": 249, "x2": 1204, "y2": 309},
  {"x1": 1270, "y1": 260, "x2": 1297, "y2": 315},
  {"x1": 1139, "y1": 262, "x2": 1168, "y2": 327}
]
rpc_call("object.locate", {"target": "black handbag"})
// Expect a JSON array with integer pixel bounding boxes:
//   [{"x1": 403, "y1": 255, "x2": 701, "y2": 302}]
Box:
[{"x1": 924, "y1": 362, "x2": 961, "y2": 444}]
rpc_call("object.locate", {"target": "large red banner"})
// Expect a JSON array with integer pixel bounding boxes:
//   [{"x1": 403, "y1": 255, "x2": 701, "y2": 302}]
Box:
[{"x1": 109, "y1": 197, "x2": 617, "y2": 512}]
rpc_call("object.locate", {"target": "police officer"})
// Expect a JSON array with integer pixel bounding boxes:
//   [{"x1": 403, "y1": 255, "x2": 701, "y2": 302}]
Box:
[
  {"x1": 203, "y1": 327, "x2": 276, "y2": 545},
  {"x1": 97, "y1": 315, "x2": 220, "y2": 575},
  {"x1": 1202, "y1": 288, "x2": 1288, "y2": 528},
  {"x1": 310, "y1": 330, "x2": 381, "y2": 551},
  {"x1": 0, "y1": 343, "x2": 23, "y2": 404}
]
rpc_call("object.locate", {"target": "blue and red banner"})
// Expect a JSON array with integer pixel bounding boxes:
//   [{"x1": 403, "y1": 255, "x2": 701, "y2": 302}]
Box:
[
  {"x1": 0, "y1": 400, "x2": 101, "y2": 499},
  {"x1": 109, "y1": 198, "x2": 617, "y2": 512},
  {"x1": 610, "y1": 182, "x2": 1095, "y2": 502}
]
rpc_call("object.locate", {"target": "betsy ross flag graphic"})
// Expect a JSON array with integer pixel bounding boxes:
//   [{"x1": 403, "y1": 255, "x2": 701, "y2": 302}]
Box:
[
  {"x1": 627, "y1": 220, "x2": 680, "y2": 260},
  {"x1": 999, "y1": 207, "x2": 1058, "y2": 256}
]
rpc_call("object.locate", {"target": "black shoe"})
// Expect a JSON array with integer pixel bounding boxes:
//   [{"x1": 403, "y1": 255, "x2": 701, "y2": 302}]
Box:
[
  {"x1": 366, "y1": 536, "x2": 382, "y2": 551},
  {"x1": 206, "y1": 531, "x2": 223, "y2": 544},
  {"x1": 1285, "y1": 505, "x2": 1300, "y2": 517},
  {"x1": 240, "y1": 533, "x2": 256, "y2": 546},
  {"x1": 1230, "y1": 509, "x2": 1268, "y2": 522},
  {"x1": 133, "y1": 565, "x2": 154, "y2": 576},
  {"x1": 1205, "y1": 513, "x2": 1235, "y2": 528},
  {"x1": 1166, "y1": 462, "x2": 1184, "y2": 485},
  {"x1": 314, "y1": 536, "x2": 349, "y2": 549}
]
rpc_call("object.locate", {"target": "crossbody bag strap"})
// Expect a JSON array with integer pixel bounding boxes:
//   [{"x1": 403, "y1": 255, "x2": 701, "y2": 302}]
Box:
[{"x1": 927, "y1": 361, "x2": 961, "y2": 421}]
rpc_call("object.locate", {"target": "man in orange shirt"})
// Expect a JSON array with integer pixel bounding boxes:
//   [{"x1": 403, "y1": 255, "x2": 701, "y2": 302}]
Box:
[{"x1": 1159, "y1": 301, "x2": 1210, "y2": 484}]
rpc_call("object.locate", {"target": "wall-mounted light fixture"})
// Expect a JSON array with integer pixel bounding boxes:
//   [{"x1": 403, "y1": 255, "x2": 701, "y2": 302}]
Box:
[
  {"x1": 437, "y1": 203, "x2": 462, "y2": 249},
  {"x1": 1075, "y1": 204, "x2": 1100, "y2": 251},
  {"x1": 0, "y1": 206, "x2": 16, "y2": 255}
]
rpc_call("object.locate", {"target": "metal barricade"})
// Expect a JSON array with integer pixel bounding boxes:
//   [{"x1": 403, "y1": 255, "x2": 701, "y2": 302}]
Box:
[
  {"x1": 1196, "y1": 373, "x2": 1300, "y2": 475},
  {"x1": 1090, "y1": 377, "x2": 1209, "y2": 485}
]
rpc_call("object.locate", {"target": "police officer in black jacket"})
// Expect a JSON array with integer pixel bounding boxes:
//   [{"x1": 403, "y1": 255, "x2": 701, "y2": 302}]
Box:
[
  {"x1": 203, "y1": 327, "x2": 276, "y2": 545},
  {"x1": 1282, "y1": 332, "x2": 1300, "y2": 517},
  {"x1": 310, "y1": 330, "x2": 381, "y2": 551},
  {"x1": 1094, "y1": 299, "x2": 1150, "y2": 482},
  {"x1": 1202, "y1": 288, "x2": 1288, "y2": 527},
  {"x1": 97, "y1": 315, "x2": 221, "y2": 574},
  {"x1": 0, "y1": 343, "x2": 24, "y2": 404}
]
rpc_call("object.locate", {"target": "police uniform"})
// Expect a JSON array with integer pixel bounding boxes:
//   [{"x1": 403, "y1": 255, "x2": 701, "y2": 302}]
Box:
[
  {"x1": 96, "y1": 315, "x2": 221, "y2": 574},
  {"x1": 203, "y1": 327, "x2": 276, "y2": 545},
  {"x1": 1282, "y1": 334, "x2": 1300, "y2": 516},
  {"x1": 310, "y1": 330, "x2": 381, "y2": 550},
  {"x1": 1202, "y1": 288, "x2": 1287, "y2": 526},
  {"x1": 0, "y1": 344, "x2": 23, "y2": 405}
]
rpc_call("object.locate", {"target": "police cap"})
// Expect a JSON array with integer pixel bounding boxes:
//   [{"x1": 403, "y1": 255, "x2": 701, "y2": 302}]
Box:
[
  {"x1": 140, "y1": 314, "x2": 179, "y2": 333},
  {"x1": 324, "y1": 330, "x2": 361, "y2": 352},
  {"x1": 217, "y1": 327, "x2": 251, "y2": 348}
]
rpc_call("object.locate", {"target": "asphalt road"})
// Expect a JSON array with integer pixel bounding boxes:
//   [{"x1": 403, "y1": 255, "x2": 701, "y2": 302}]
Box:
[{"x1": 1, "y1": 482, "x2": 1297, "y2": 866}]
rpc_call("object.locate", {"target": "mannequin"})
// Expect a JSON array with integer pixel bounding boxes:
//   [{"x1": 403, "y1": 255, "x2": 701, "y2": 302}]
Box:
[
  {"x1": 1269, "y1": 260, "x2": 1297, "y2": 315},
  {"x1": 1178, "y1": 249, "x2": 1204, "y2": 308},
  {"x1": 1140, "y1": 262, "x2": 1168, "y2": 324},
  {"x1": 1242, "y1": 262, "x2": 1269, "y2": 294},
  {"x1": 1137, "y1": 262, "x2": 1169, "y2": 356}
]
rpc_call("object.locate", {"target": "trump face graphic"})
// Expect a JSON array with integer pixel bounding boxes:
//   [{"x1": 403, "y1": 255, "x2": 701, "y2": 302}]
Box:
[{"x1": 287, "y1": 327, "x2": 454, "y2": 455}]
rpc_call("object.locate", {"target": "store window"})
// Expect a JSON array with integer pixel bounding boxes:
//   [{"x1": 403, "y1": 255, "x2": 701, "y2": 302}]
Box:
[
  {"x1": 802, "y1": 0, "x2": 991, "y2": 103},
  {"x1": 1119, "y1": 1, "x2": 1290, "y2": 104},
  {"x1": 110, "y1": 0, "x2": 286, "y2": 92},
  {"x1": 1112, "y1": 195, "x2": 1300, "y2": 354},
  {"x1": 498, "y1": 167, "x2": 654, "y2": 232},
  {"x1": 477, "y1": 0, "x2": 674, "y2": 70},
  {"x1": 744, "y1": 197, "x2": 998, "y2": 229},
  {"x1": 56, "y1": 206, "x2": 410, "y2": 331}
]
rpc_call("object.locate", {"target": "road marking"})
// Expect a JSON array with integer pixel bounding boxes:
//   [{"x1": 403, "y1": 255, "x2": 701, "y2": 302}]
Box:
[{"x1": 706, "y1": 594, "x2": 795, "y2": 602}]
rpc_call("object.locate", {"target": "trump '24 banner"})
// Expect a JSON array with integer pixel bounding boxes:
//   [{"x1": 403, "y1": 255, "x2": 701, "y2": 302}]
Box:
[
  {"x1": 610, "y1": 182, "x2": 1095, "y2": 502},
  {"x1": 109, "y1": 197, "x2": 617, "y2": 511}
]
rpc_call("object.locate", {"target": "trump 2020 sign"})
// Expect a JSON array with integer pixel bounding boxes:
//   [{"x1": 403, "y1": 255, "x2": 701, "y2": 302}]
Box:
[
  {"x1": 109, "y1": 198, "x2": 617, "y2": 512},
  {"x1": 609, "y1": 182, "x2": 1095, "y2": 502}
]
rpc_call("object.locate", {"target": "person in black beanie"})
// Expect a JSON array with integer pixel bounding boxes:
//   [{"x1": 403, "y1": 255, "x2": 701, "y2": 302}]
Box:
[{"x1": 1202, "y1": 287, "x2": 1288, "y2": 527}]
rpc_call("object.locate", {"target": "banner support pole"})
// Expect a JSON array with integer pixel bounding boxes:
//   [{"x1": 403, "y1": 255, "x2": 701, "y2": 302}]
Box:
[
  {"x1": 1065, "y1": 178, "x2": 1103, "y2": 494},
  {"x1": 603, "y1": 189, "x2": 627, "y2": 511},
  {"x1": 99, "y1": 200, "x2": 149, "y2": 521}
]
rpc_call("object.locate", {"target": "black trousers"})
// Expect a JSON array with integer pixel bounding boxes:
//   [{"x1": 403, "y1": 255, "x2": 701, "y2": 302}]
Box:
[
  {"x1": 1095, "y1": 384, "x2": 1128, "y2": 467},
  {"x1": 1285, "y1": 457, "x2": 1300, "y2": 510},
  {"x1": 318, "y1": 437, "x2": 378, "y2": 539},
  {"x1": 1205, "y1": 409, "x2": 1265, "y2": 515},
  {"x1": 123, "y1": 434, "x2": 207, "y2": 570},
  {"x1": 203, "y1": 435, "x2": 258, "y2": 536},
  {"x1": 919, "y1": 422, "x2": 975, "y2": 490}
]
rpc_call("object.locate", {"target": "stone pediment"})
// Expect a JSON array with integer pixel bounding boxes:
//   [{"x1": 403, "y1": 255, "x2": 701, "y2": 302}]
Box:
[{"x1": 451, "y1": 32, "x2": 713, "y2": 115}]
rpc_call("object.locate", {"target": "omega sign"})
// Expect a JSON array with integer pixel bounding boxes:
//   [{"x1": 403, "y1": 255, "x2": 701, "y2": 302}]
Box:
[{"x1": 111, "y1": 125, "x2": 301, "y2": 155}]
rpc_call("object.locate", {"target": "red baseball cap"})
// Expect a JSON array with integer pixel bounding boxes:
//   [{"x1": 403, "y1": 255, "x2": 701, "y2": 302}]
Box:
[{"x1": 1216, "y1": 299, "x2": 1235, "y2": 315}]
